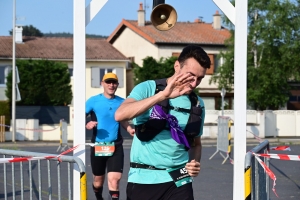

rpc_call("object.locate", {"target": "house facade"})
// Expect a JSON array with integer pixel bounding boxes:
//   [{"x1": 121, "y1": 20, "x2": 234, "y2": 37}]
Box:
[
  {"x1": 0, "y1": 36, "x2": 130, "y2": 102},
  {"x1": 107, "y1": 3, "x2": 232, "y2": 110}
]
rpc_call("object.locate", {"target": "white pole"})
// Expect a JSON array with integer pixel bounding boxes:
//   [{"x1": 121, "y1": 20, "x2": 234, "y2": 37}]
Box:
[
  {"x1": 12, "y1": 0, "x2": 16, "y2": 143},
  {"x1": 73, "y1": 0, "x2": 86, "y2": 198},
  {"x1": 212, "y1": 0, "x2": 248, "y2": 199},
  {"x1": 73, "y1": 0, "x2": 108, "y2": 198},
  {"x1": 233, "y1": 0, "x2": 248, "y2": 199}
]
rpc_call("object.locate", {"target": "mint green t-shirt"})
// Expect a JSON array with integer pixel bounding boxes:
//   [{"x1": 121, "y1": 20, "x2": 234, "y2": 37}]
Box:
[{"x1": 128, "y1": 80, "x2": 205, "y2": 184}]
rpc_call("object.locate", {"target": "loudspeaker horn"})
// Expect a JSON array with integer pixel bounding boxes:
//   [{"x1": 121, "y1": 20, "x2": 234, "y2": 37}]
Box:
[{"x1": 150, "y1": 4, "x2": 177, "y2": 31}]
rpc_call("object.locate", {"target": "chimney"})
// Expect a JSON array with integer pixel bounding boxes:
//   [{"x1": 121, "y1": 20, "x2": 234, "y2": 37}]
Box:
[
  {"x1": 194, "y1": 17, "x2": 203, "y2": 23},
  {"x1": 15, "y1": 26, "x2": 23, "y2": 43},
  {"x1": 138, "y1": 3, "x2": 145, "y2": 26},
  {"x1": 213, "y1": 11, "x2": 221, "y2": 30}
]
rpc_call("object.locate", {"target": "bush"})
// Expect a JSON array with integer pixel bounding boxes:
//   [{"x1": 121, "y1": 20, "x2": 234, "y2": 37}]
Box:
[
  {"x1": 133, "y1": 56, "x2": 177, "y2": 85},
  {"x1": 5, "y1": 60, "x2": 72, "y2": 106}
]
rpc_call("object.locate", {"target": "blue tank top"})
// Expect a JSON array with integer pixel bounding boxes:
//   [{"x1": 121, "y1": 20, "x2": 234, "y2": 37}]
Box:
[{"x1": 86, "y1": 94, "x2": 124, "y2": 142}]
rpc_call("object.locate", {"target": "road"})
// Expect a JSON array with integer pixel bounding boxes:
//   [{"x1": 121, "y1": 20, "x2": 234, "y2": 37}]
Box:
[{"x1": 0, "y1": 144, "x2": 300, "y2": 200}]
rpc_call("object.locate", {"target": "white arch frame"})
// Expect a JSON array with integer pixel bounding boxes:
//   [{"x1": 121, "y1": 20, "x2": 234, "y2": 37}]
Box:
[{"x1": 73, "y1": 1, "x2": 247, "y2": 199}]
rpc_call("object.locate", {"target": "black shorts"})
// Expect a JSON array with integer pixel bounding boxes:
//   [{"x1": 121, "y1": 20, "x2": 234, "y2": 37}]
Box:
[
  {"x1": 90, "y1": 142, "x2": 124, "y2": 176},
  {"x1": 126, "y1": 181, "x2": 194, "y2": 200}
]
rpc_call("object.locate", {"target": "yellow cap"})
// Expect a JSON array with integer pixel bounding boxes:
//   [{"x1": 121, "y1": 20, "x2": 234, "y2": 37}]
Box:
[{"x1": 102, "y1": 73, "x2": 118, "y2": 82}]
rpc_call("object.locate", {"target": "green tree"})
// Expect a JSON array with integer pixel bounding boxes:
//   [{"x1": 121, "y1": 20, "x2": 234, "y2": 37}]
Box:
[
  {"x1": 5, "y1": 60, "x2": 72, "y2": 106},
  {"x1": 133, "y1": 56, "x2": 177, "y2": 85},
  {"x1": 210, "y1": 0, "x2": 300, "y2": 110},
  {"x1": 9, "y1": 25, "x2": 43, "y2": 37}
]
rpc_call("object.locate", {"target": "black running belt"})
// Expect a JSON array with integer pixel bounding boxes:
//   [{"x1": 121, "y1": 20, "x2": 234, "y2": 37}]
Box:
[{"x1": 130, "y1": 162, "x2": 165, "y2": 170}]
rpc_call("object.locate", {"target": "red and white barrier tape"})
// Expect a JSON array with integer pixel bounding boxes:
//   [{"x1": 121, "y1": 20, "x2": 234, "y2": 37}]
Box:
[
  {"x1": 270, "y1": 146, "x2": 291, "y2": 151},
  {"x1": 0, "y1": 145, "x2": 80, "y2": 164},
  {"x1": 253, "y1": 153, "x2": 278, "y2": 197},
  {"x1": 0, "y1": 143, "x2": 102, "y2": 164},
  {"x1": 0, "y1": 124, "x2": 59, "y2": 132},
  {"x1": 254, "y1": 153, "x2": 300, "y2": 161},
  {"x1": 246, "y1": 130, "x2": 264, "y2": 143}
]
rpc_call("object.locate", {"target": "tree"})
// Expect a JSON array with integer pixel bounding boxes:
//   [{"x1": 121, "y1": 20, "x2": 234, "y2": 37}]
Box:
[
  {"x1": 9, "y1": 25, "x2": 43, "y2": 37},
  {"x1": 5, "y1": 60, "x2": 72, "y2": 106},
  {"x1": 210, "y1": 0, "x2": 300, "y2": 110},
  {"x1": 133, "y1": 56, "x2": 177, "y2": 85}
]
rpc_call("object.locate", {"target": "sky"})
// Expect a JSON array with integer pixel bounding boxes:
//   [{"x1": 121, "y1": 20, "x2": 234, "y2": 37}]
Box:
[{"x1": 0, "y1": 0, "x2": 222, "y2": 37}]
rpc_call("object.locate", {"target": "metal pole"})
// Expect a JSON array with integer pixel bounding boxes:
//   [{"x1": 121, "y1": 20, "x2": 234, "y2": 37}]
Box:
[
  {"x1": 221, "y1": 88, "x2": 225, "y2": 116},
  {"x1": 12, "y1": 0, "x2": 16, "y2": 142}
]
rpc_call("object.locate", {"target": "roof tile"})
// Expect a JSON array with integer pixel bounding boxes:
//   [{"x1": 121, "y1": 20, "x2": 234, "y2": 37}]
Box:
[
  {"x1": 108, "y1": 20, "x2": 231, "y2": 45},
  {"x1": 0, "y1": 36, "x2": 128, "y2": 60}
]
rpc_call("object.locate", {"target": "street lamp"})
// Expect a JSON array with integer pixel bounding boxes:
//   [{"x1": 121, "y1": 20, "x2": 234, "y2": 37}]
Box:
[
  {"x1": 11, "y1": 0, "x2": 16, "y2": 142},
  {"x1": 220, "y1": 88, "x2": 226, "y2": 116}
]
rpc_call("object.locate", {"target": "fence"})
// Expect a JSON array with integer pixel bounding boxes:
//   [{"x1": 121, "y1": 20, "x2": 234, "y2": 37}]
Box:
[
  {"x1": 244, "y1": 140, "x2": 270, "y2": 200},
  {"x1": 0, "y1": 116, "x2": 5, "y2": 142},
  {"x1": 209, "y1": 116, "x2": 232, "y2": 164},
  {"x1": 57, "y1": 119, "x2": 69, "y2": 152},
  {"x1": 0, "y1": 149, "x2": 86, "y2": 200}
]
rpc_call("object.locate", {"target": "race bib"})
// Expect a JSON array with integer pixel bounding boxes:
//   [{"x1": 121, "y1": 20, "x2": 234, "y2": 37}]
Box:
[
  {"x1": 167, "y1": 165, "x2": 193, "y2": 187},
  {"x1": 94, "y1": 142, "x2": 115, "y2": 156}
]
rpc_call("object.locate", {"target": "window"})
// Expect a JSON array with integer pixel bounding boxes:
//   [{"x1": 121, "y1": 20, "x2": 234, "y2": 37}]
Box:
[
  {"x1": 206, "y1": 54, "x2": 215, "y2": 75},
  {"x1": 91, "y1": 67, "x2": 124, "y2": 88},
  {"x1": 172, "y1": 52, "x2": 180, "y2": 57},
  {"x1": 68, "y1": 68, "x2": 73, "y2": 77},
  {"x1": 0, "y1": 67, "x2": 5, "y2": 85},
  {"x1": 289, "y1": 96, "x2": 297, "y2": 102},
  {"x1": 0, "y1": 66, "x2": 11, "y2": 86}
]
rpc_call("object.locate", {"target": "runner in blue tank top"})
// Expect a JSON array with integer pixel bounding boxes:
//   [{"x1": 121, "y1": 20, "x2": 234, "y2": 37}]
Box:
[{"x1": 86, "y1": 73, "x2": 135, "y2": 200}]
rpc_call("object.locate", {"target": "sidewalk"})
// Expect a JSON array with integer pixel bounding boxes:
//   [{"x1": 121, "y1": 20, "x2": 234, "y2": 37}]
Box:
[{"x1": 0, "y1": 137, "x2": 300, "y2": 148}]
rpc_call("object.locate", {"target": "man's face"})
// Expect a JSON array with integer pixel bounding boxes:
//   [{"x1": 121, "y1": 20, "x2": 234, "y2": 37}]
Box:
[
  {"x1": 101, "y1": 79, "x2": 119, "y2": 96},
  {"x1": 175, "y1": 57, "x2": 207, "y2": 91}
]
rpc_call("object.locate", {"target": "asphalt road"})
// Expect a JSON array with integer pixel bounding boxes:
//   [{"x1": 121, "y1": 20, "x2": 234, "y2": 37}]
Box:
[{"x1": 0, "y1": 144, "x2": 299, "y2": 200}]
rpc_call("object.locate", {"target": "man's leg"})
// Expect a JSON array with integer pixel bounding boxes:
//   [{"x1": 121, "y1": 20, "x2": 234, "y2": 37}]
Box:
[
  {"x1": 106, "y1": 143, "x2": 124, "y2": 200},
  {"x1": 107, "y1": 172, "x2": 122, "y2": 199},
  {"x1": 93, "y1": 175, "x2": 105, "y2": 200},
  {"x1": 91, "y1": 147, "x2": 107, "y2": 200}
]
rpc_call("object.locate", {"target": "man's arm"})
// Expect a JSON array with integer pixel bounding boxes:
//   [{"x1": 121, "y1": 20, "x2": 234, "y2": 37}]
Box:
[
  {"x1": 115, "y1": 73, "x2": 195, "y2": 121},
  {"x1": 120, "y1": 120, "x2": 135, "y2": 136},
  {"x1": 115, "y1": 93, "x2": 166, "y2": 121},
  {"x1": 189, "y1": 137, "x2": 202, "y2": 162},
  {"x1": 185, "y1": 137, "x2": 202, "y2": 177}
]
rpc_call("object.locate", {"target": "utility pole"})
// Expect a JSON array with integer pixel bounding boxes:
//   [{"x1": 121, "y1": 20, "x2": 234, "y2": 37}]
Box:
[{"x1": 12, "y1": 0, "x2": 16, "y2": 142}]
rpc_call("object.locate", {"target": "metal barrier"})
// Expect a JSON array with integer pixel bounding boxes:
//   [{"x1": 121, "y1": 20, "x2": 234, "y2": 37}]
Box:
[
  {"x1": 57, "y1": 119, "x2": 69, "y2": 152},
  {"x1": 244, "y1": 140, "x2": 270, "y2": 200},
  {"x1": 0, "y1": 116, "x2": 5, "y2": 142},
  {"x1": 209, "y1": 116, "x2": 232, "y2": 164},
  {"x1": 0, "y1": 149, "x2": 86, "y2": 200}
]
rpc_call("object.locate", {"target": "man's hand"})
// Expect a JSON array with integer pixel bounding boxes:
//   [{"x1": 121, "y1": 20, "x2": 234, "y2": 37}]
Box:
[
  {"x1": 185, "y1": 159, "x2": 201, "y2": 177},
  {"x1": 161, "y1": 73, "x2": 195, "y2": 99},
  {"x1": 86, "y1": 121, "x2": 98, "y2": 130},
  {"x1": 127, "y1": 126, "x2": 135, "y2": 137}
]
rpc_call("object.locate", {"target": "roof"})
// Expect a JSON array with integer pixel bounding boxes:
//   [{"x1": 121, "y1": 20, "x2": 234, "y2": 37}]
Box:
[
  {"x1": 107, "y1": 19, "x2": 231, "y2": 45},
  {"x1": 0, "y1": 36, "x2": 128, "y2": 60}
]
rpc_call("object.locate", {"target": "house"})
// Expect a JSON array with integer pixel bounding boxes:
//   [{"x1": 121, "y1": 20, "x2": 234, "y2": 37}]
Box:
[
  {"x1": 0, "y1": 36, "x2": 130, "y2": 102},
  {"x1": 107, "y1": 3, "x2": 232, "y2": 110}
]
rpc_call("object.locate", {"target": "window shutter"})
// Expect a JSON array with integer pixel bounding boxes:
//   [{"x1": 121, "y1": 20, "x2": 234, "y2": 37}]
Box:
[
  {"x1": 172, "y1": 52, "x2": 180, "y2": 57},
  {"x1": 115, "y1": 67, "x2": 124, "y2": 88},
  {"x1": 206, "y1": 54, "x2": 215, "y2": 75},
  {"x1": 91, "y1": 67, "x2": 100, "y2": 88}
]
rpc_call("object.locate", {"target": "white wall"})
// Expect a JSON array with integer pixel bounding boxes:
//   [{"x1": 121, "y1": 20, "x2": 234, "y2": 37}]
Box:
[
  {"x1": 112, "y1": 28, "x2": 158, "y2": 66},
  {"x1": 5, "y1": 109, "x2": 300, "y2": 141}
]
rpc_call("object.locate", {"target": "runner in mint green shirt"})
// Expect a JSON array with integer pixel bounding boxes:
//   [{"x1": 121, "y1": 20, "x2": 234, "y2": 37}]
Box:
[{"x1": 115, "y1": 45, "x2": 211, "y2": 200}]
